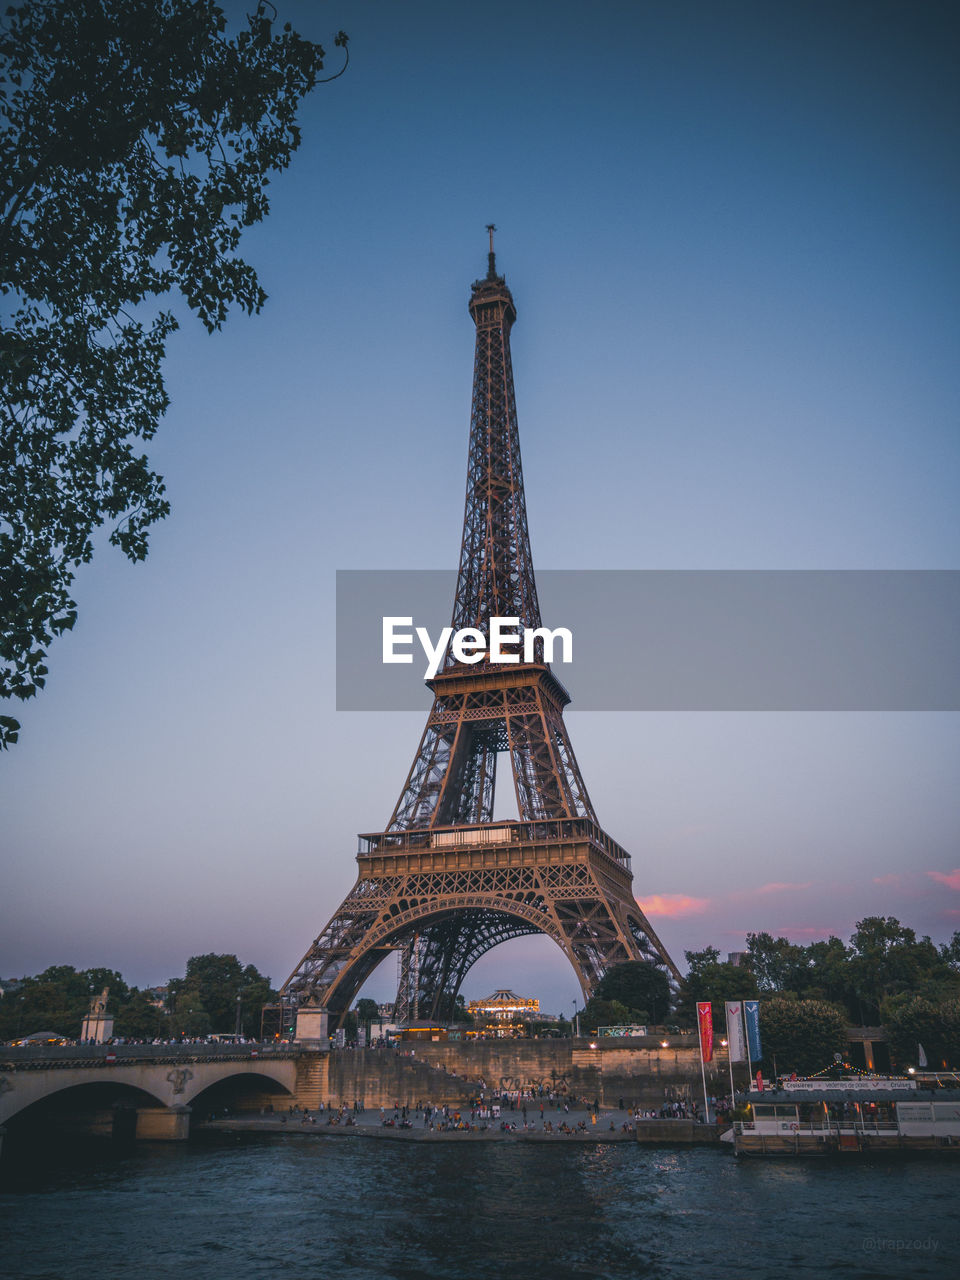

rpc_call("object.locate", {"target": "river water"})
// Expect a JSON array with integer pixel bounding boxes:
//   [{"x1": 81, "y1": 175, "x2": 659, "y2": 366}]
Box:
[{"x1": 1, "y1": 1133, "x2": 958, "y2": 1279}]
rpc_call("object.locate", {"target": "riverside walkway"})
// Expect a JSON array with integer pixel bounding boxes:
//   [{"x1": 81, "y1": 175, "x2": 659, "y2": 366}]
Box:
[{"x1": 203, "y1": 1103, "x2": 643, "y2": 1143}]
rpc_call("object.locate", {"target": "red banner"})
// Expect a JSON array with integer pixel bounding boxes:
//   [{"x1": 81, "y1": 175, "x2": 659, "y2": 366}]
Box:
[
  {"x1": 697, "y1": 1001, "x2": 713, "y2": 1063},
  {"x1": 756, "y1": 1069, "x2": 764, "y2": 1093}
]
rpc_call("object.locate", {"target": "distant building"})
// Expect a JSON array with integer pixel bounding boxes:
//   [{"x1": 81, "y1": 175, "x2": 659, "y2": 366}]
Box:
[
  {"x1": 369, "y1": 1019, "x2": 400, "y2": 1041},
  {"x1": 466, "y1": 989, "x2": 541, "y2": 1037},
  {"x1": 727, "y1": 952, "x2": 747, "y2": 968},
  {"x1": 468, "y1": 989, "x2": 539, "y2": 1021}
]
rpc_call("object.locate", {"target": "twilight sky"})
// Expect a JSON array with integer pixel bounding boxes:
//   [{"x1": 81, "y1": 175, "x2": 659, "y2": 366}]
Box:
[{"x1": 2, "y1": 0, "x2": 958, "y2": 1017}]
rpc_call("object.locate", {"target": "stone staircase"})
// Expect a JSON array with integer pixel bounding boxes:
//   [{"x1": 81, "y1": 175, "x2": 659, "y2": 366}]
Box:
[
  {"x1": 322, "y1": 1047, "x2": 478, "y2": 1109},
  {"x1": 293, "y1": 1052, "x2": 329, "y2": 1110}
]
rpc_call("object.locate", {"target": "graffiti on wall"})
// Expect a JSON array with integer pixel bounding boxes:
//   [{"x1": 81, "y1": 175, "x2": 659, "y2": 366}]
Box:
[{"x1": 496, "y1": 1071, "x2": 571, "y2": 1093}]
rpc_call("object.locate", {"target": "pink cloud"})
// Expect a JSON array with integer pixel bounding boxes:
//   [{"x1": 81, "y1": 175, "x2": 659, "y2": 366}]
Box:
[
  {"x1": 928, "y1": 869, "x2": 960, "y2": 891},
  {"x1": 755, "y1": 881, "x2": 812, "y2": 895},
  {"x1": 638, "y1": 894, "x2": 710, "y2": 918},
  {"x1": 873, "y1": 874, "x2": 902, "y2": 887}
]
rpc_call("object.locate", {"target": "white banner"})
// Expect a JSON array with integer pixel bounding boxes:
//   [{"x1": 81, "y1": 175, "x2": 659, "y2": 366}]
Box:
[
  {"x1": 782, "y1": 1079, "x2": 915, "y2": 1091},
  {"x1": 725, "y1": 1002, "x2": 746, "y2": 1063}
]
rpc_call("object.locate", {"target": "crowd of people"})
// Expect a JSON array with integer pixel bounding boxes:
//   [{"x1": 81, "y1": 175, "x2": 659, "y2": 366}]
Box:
[
  {"x1": 631, "y1": 1095, "x2": 736, "y2": 1124},
  {"x1": 240, "y1": 1089, "x2": 737, "y2": 1137},
  {"x1": 17, "y1": 1035, "x2": 265, "y2": 1048}
]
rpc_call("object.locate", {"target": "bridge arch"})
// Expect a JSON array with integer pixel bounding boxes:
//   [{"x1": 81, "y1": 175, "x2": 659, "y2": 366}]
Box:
[
  {"x1": 0, "y1": 1077, "x2": 171, "y2": 1151},
  {"x1": 0, "y1": 1073, "x2": 169, "y2": 1129},
  {"x1": 160, "y1": 1061, "x2": 296, "y2": 1109},
  {"x1": 183, "y1": 1069, "x2": 295, "y2": 1122}
]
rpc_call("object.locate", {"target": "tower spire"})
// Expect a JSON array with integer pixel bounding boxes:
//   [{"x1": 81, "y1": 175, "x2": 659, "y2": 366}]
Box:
[
  {"x1": 451, "y1": 237, "x2": 539, "y2": 650},
  {"x1": 486, "y1": 222, "x2": 497, "y2": 280}
]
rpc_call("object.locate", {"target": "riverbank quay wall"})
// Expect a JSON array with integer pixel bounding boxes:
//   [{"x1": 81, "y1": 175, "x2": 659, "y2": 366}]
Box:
[
  {"x1": 410, "y1": 1036, "x2": 733, "y2": 1107},
  {"x1": 316, "y1": 1037, "x2": 734, "y2": 1110},
  {"x1": 299, "y1": 1047, "x2": 473, "y2": 1110}
]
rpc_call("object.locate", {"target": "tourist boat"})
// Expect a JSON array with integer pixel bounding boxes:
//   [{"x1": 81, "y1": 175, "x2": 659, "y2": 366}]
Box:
[{"x1": 733, "y1": 1073, "x2": 960, "y2": 1156}]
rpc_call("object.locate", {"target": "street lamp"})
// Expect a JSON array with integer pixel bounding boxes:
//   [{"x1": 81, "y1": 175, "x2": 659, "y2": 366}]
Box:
[{"x1": 235, "y1": 992, "x2": 243, "y2": 1038}]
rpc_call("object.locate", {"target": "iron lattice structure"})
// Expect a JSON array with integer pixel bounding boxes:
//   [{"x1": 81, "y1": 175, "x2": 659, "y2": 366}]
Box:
[{"x1": 284, "y1": 236, "x2": 679, "y2": 1023}]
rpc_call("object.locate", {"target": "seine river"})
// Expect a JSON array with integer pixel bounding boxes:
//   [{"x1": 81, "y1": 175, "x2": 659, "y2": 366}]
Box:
[{"x1": 2, "y1": 1134, "x2": 959, "y2": 1279}]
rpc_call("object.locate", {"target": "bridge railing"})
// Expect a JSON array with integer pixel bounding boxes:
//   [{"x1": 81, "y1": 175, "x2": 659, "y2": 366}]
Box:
[{"x1": 0, "y1": 1042, "x2": 301, "y2": 1068}]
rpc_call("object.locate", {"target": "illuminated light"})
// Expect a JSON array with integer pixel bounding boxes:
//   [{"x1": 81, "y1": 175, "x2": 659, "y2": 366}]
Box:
[
  {"x1": 908, "y1": 1067, "x2": 916, "y2": 1075},
  {"x1": 661, "y1": 1040, "x2": 669, "y2": 1048},
  {"x1": 720, "y1": 1039, "x2": 728, "y2": 1047},
  {"x1": 589, "y1": 1042, "x2": 597, "y2": 1049}
]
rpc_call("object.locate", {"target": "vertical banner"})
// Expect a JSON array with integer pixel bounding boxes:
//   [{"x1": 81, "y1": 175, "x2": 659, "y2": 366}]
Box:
[
  {"x1": 725, "y1": 1002, "x2": 747, "y2": 1063},
  {"x1": 744, "y1": 1000, "x2": 762, "y2": 1063},
  {"x1": 697, "y1": 1002, "x2": 714, "y2": 1063},
  {"x1": 755, "y1": 1069, "x2": 764, "y2": 1093},
  {"x1": 695, "y1": 1001, "x2": 713, "y2": 1124}
]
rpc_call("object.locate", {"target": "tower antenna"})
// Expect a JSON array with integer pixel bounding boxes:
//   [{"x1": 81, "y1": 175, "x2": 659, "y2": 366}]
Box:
[{"x1": 486, "y1": 223, "x2": 497, "y2": 279}]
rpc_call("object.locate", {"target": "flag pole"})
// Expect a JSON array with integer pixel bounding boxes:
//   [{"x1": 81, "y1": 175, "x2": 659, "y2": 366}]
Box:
[
  {"x1": 744, "y1": 1003, "x2": 753, "y2": 1082},
  {"x1": 697, "y1": 1013, "x2": 711, "y2": 1124},
  {"x1": 727, "y1": 1026, "x2": 736, "y2": 1109}
]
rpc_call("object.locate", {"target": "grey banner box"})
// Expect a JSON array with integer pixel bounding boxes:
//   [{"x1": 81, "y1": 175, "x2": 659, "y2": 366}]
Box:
[{"x1": 336, "y1": 570, "x2": 960, "y2": 712}]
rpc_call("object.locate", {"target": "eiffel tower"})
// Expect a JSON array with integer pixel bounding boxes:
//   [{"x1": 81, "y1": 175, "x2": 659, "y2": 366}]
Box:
[{"x1": 282, "y1": 231, "x2": 679, "y2": 1025}]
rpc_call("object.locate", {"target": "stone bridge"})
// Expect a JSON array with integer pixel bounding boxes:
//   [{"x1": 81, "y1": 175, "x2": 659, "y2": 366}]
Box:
[{"x1": 0, "y1": 1043, "x2": 306, "y2": 1153}]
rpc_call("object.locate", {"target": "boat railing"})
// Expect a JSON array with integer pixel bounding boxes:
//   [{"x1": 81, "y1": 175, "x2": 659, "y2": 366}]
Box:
[
  {"x1": 819, "y1": 1120, "x2": 899, "y2": 1136},
  {"x1": 736, "y1": 1117, "x2": 897, "y2": 1137}
]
